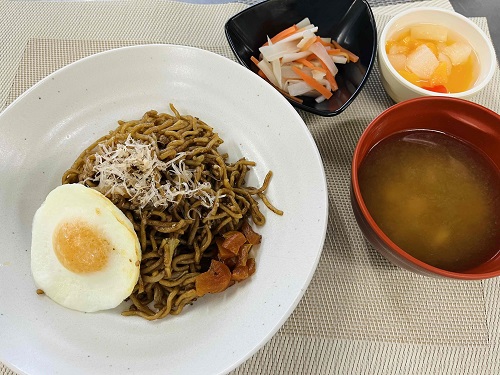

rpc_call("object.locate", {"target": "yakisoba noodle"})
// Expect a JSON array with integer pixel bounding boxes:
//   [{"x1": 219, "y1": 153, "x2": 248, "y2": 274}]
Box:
[{"x1": 62, "y1": 104, "x2": 282, "y2": 320}]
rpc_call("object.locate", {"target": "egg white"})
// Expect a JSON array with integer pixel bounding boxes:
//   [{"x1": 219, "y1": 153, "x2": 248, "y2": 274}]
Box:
[{"x1": 31, "y1": 183, "x2": 141, "y2": 313}]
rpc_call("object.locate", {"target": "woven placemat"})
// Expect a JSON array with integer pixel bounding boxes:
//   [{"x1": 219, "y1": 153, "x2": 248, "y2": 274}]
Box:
[{"x1": 1, "y1": 0, "x2": 500, "y2": 374}]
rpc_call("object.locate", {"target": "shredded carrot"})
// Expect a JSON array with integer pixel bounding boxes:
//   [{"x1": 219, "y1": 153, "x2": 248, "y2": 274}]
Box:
[
  {"x1": 332, "y1": 40, "x2": 359, "y2": 62},
  {"x1": 250, "y1": 55, "x2": 260, "y2": 66},
  {"x1": 263, "y1": 25, "x2": 299, "y2": 46},
  {"x1": 295, "y1": 58, "x2": 315, "y2": 68},
  {"x1": 291, "y1": 66, "x2": 332, "y2": 99},
  {"x1": 300, "y1": 36, "x2": 318, "y2": 52},
  {"x1": 326, "y1": 48, "x2": 341, "y2": 55},
  {"x1": 328, "y1": 50, "x2": 350, "y2": 61},
  {"x1": 318, "y1": 59, "x2": 338, "y2": 91}
]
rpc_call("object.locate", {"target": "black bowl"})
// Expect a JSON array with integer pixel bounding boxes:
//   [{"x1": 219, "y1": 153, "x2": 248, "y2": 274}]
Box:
[{"x1": 225, "y1": 0, "x2": 377, "y2": 117}]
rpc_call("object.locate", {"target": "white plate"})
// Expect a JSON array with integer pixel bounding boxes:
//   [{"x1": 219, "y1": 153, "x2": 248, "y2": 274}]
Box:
[{"x1": 0, "y1": 44, "x2": 327, "y2": 375}]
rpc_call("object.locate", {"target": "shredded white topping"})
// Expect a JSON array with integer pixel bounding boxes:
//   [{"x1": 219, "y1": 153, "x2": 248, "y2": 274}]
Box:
[{"x1": 87, "y1": 135, "x2": 215, "y2": 210}]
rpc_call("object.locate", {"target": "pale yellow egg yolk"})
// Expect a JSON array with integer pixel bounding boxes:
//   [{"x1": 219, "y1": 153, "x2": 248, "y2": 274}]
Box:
[{"x1": 53, "y1": 220, "x2": 110, "y2": 273}]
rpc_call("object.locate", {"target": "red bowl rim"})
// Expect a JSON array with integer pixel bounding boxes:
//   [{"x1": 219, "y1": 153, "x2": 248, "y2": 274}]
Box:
[{"x1": 351, "y1": 96, "x2": 500, "y2": 280}]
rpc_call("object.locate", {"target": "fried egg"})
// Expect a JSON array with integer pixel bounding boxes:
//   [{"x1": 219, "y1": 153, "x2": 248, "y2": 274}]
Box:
[{"x1": 31, "y1": 183, "x2": 141, "y2": 312}]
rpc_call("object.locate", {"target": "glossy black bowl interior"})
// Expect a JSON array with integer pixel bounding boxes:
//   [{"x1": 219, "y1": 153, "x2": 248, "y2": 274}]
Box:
[{"x1": 225, "y1": 0, "x2": 377, "y2": 116}]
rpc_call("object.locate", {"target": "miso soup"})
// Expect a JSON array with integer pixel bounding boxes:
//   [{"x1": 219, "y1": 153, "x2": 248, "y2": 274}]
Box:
[{"x1": 358, "y1": 130, "x2": 500, "y2": 272}]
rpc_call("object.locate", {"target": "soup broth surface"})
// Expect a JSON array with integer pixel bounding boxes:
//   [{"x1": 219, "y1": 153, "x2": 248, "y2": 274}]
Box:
[{"x1": 359, "y1": 130, "x2": 500, "y2": 272}]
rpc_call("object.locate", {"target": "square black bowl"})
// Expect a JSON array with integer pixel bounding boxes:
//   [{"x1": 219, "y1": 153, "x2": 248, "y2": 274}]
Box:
[{"x1": 225, "y1": 0, "x2": 377, "y2": 117}]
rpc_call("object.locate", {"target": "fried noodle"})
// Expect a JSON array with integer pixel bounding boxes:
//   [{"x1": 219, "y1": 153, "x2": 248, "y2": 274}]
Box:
[{"x1": 62, "y1": 104, "x2": 282, "y2": 320}]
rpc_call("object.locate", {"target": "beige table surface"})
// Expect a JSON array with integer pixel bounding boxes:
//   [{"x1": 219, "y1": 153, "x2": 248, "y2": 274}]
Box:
[{"x1": 1, "y1": 0, "x2": 499, "y2": 374}]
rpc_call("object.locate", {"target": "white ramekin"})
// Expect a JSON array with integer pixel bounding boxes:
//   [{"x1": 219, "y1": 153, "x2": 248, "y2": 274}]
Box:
[{"x1": 378, "y1": 7, "x2": 496, "y2": 103}]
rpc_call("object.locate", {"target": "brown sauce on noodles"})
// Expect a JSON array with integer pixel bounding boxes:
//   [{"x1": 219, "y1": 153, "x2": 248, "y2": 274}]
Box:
[{"x1": 62, "y1": 104, "x2": 282, "y2": 320}]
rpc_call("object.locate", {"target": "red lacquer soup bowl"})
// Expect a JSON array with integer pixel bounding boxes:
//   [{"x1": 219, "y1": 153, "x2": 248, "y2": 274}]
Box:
[{"x1": 351, "y1": 96, "x2": 500, "y2": 279}]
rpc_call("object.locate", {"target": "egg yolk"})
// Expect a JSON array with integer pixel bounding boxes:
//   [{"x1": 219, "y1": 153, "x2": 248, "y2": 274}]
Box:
[{"x1": 53, "y1": 220, "x2": 110, "y2": 273}]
